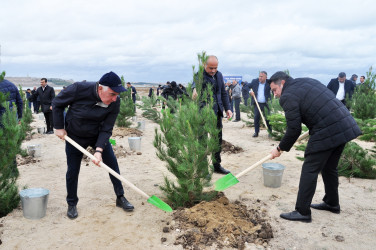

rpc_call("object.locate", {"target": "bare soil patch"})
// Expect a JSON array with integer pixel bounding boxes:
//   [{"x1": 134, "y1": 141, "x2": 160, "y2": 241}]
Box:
[
  {"x1": 164, "y1": 193, "x2": 273, "y2": 249},
  {"x1": 222, "y1": 139, "x2": 244, "y2": 154},
  {"x1": 112, "y1": 127, "x2": 143, "y2": 137}
]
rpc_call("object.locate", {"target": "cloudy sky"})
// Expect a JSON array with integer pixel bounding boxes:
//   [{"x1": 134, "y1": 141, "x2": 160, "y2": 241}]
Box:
[{"x1": 1, "y1": 0, "x2": 375, "y2": 84}]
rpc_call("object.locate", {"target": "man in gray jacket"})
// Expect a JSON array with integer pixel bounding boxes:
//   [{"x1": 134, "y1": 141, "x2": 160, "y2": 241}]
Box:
[{"x1": 231, "y1": 80, "x2": 242, "y2": 122}]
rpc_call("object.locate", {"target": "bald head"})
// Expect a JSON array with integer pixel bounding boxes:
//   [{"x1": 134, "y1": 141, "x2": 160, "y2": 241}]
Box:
[{"x1": 205, "y1": 55, "x2": 219, "y2": 76}]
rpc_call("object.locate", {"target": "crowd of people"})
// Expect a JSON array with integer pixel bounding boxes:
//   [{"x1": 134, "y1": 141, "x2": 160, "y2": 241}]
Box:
[{"x1": 0, "y1": 60, "x2": 365, "y2": 222}]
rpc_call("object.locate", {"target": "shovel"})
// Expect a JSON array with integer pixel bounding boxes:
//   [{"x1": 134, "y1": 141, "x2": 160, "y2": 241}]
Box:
[
  {"x1": 251, "y1": 90, "x2": 268, "y2": 131},
  {"x1": 215, "y1": 131, "x2": 310, "y2": 191},
  {"x1": 64, "y1": 135, "x2": 172, "y2": 212}
]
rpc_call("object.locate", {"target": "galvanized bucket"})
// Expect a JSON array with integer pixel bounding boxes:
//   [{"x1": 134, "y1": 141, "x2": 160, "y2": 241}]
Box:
[
  {"x1": 132, "y1": 116, "x2": 137, "y2": 122},
  {"x1": 20, "y1": 188, "x2": 49, "y2": 219},
  {"x1": 137, "y1": 121, "x2": 145, "y2": 130},
  {"x1": 37, "y1": 127, "x2": 45, "y2": 134},
  {"x1": 262, "y1": 163, "x2": 285, "y2": 188},
  {"x1": 128, "y1": 137, "x2": 141, "y2": 151},
  {"x1": 27, "y1": 144, "x2": 42, "y2": 157},
  {"x1": 38, "y1": 114, "x2": 44, "y2": 120}
]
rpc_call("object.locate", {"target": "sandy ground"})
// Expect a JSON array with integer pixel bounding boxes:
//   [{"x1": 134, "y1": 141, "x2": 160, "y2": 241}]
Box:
[{"x1": 1, "y1": 99, "x2": 376, "y2": 250}]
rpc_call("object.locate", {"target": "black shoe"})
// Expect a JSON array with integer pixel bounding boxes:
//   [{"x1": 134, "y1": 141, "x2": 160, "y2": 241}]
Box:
[
  {"x1": 67, "y1": 205, "x2": 78, "y2": 219},
  {"x1": 310, "y1": 202, "x2": 340, "y2": 214},
  {"x1": 46, "y1": 131, "x2": 54, "y2": 134},
  {"x1": 280, "y1": 210, "x2": 311, "y2": 222},
  {"x1": 214, "y1": 165, "x2": 230, "y2": 175},
  {"x1": 116, "y1": 196, "x2": 134, "y2": 212},
  {"x1": 232, "y1": 119, "x2": 240, "y2": 122},
  {"x1": 252, "y1": 133, "x2": 258, "y2": 137}
]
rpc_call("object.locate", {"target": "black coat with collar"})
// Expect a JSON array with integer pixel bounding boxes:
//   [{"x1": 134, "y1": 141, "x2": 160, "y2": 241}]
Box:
[
  {"x1": 52, "y1": 81, "x2": 120, "y2": 150},
  {"x1": 249, "y1": 78, "x2": 271, "y2": 105},
  {"x1": 30, "y1": 85, "x2": 55, "y2": 113},
  {"x1": 327, "y1": 78, "x2": 355, "y2": 100},
  {"x1": 195, "y1": 70, "x2": 231, "y2": 116},
  {"x1": 278, "y1": 77, "x2": 361, "y2": 154}
]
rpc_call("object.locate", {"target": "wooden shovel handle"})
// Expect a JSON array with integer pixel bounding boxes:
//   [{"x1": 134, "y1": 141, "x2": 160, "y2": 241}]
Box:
[
  {"x1": 253, "y1": 95, "x2": 268, "y2": 130},
  {"x1": 64, "y1": 135, "x2": 150, "y2": 199},
  {"x1": 235, "y1": 130, "x2": 310, "y2": 179}
]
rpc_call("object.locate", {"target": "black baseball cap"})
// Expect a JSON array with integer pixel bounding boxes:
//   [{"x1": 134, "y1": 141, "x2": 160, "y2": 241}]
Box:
[{"x1": 99, "y1": 72, "x2": 127, "y2": 93}]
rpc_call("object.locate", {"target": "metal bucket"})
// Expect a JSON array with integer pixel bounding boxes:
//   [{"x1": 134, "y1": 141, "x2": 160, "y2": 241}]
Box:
[
  {"x1": 128, "y1": 137, "x2": 141, "y2": 151},
  {"x1": 137, "y1": 121, "x2": 145, "y2": 130},
  {"x1": 27, "y1": 144, "x2": 42, "y2": 157},
  {"x1": 19, "y1": 188, "x2": 49, "y2": 219},
  {"x1": 262, "y1": 163, "x2": 285, "y2": 188},
  {"x1": 39, "y1": 114, "x2": 44, "y2": 120},
  {"x1": 132, "y1": 116, "x2": 137, "y2": 122},
  {"x1": 37, "y1": 127, "x2": 45, "y2": 134}
]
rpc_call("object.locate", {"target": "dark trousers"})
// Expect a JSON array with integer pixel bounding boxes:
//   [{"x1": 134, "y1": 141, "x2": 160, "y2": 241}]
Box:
[
  {"x1": 243, "y1": 96, "x2": 249, "y2": 106},
  {"x1": 234, "y1": 98, "x2": 241, "y2": 121},
  {"x1": 44, "y1": 111, "x2": 54, "y2": 132},
  {"x1": 213, "y1": 112, "x2": 223, "y2": 169},
  {"x1": 254, "y1": 103, "x2": 271, "y2": 133},
  {"x1": 65, "y1": 136, "x2": 124, "y2": 206},
  {"x1": 295, "y1": 143, "x2": 346, "y2": 215},
  {"x1": 33, "y1": 101, "x2": 40, "y2": 113}
]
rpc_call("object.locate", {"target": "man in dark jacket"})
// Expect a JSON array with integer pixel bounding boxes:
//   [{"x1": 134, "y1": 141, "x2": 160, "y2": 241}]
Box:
[
  {"x1": 30, "y1": 78, "x2": 55, "y2": 134},
  {"x1": 31, "y1": 86, "x2": 40, "y2": 113},
  {"x1": 148, "y1": 87, "x2": 154, "y2": 98},
  {"x1": 126, "y1": 82, "x2": 137, "y2": 103},
  {"x1": 0, "y1": 79, "x2": 23, "y2": 121},
  {"x1": 269, "y1": 71, "x2": 361, "y2": 222},
  {"x1": 249, "y1": 71, "x2": 272, "y2": 137},
  {"x1": 327, "y1": 72, "x2": 355, "y2": 109},
  {"x1": 192, "y1": 55, "x2": 232, "y2": 174},
  {"x1": 52, "y1": 72, "x2": 134, "y2": 219}
]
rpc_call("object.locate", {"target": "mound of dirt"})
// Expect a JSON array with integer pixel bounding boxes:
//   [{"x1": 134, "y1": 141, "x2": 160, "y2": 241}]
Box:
[
  {"x1": 16, "y1": 155, "x2": 41, "y2": 165},
  {"x1": 112, "y1": 127, "x2": 143, "y2": 137},
  {"x1": 222, "y1": 140, "x2": 244, "y2": 154},
  {"x1": 166, "y1": 193, "x2": 273, "y2": 249}
]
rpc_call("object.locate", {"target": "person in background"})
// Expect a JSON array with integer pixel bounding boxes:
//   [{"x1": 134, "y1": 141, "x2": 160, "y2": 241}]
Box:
[
  {"x1": 192, "y1": 55, "x2": 232, "y2": 175},
  {"x1": 358, "y1": 75, "x2": 365, "y2": 86},
  {"x1": 268, "y1": 71, "x2": 361, "y2": 222},
  {"x1": 148, "y1": 87, "x2": 154, "y2": 98},
  {"x1": 231, "y1": 80, "x2": 242, "y2": 122},
  {"x1": 31, "y1": 86, "x2": 40, "y2": 113},
  {"x1": 249, "y1": 71, "x2": 272, "y2": 137},
  {"x1": 29, "y1": 78, "x2": 55, "y2": 134},
  {"x1": 52, "y1": 71, "x2": 134, "y2": 219},
  {"x1": 157, "y1": 84, "x2": 162, "y2": 96},
  {"x1": 327, "y1": 72, "x2": 355, "y2": 109},
  {"x1": 26, "y1": 88, "x2": 32, "y2": 109},
  {"x1": 241, "y1": 81, "x2": 250, "y2": 106},
  {"x1": 126, "y1": 82, "x2": 137, "y2": 104},
  {"x1": 0, "y1": 78, "x2": 23, "y2": 123},
  {"x1": 225, "y1": 81, "x2": 233, "y2": 116},
  {"x1": 350, "y1": 74, "x2": 358, "y2": 87}
]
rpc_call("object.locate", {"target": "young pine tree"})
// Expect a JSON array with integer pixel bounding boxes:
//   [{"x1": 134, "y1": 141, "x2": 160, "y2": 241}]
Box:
[
  {"x1": 116, "y1": 76, "x2": 135, "y2": 128},
  {"x1": 154, "y1": 52, "x2": 219, "y2": 208},
  {"x1": 0, "y1": 72, "x2": 22, "y2": 217},
  {"x1": 138, "y1": 95, "x2": 161, "y2": 123}
]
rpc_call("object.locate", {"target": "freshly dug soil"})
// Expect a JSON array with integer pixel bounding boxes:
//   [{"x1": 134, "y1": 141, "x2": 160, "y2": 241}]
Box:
[
  {"x1": 167, "y1": 193, "x2": 273, "y2": 249},
  {"x1": 16, "y1": 155, "x2": 41, "y2": 165},
  {"x1": 222, "y1": 140, "x2": 244, "y2": 154},
  {"x1": 112, "y1": 127, "x2": 143, "y2": 137}
]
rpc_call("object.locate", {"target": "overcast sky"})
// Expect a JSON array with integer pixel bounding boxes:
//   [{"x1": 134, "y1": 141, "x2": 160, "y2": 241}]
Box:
[{"x1": 1, "y1": 0, "x2": 375, "y2": 84}]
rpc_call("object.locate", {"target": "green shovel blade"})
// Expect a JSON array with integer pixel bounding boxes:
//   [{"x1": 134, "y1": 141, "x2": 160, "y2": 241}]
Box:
[
  {"x1": 109, "y1": 139, "x2": 116, "y2": 146},
  {"x1": 215, "y1": 173, "x2": 239, "y2": 191},
  {"x1": 147, "y1": 195, "x2": 173, "y2": 212}
]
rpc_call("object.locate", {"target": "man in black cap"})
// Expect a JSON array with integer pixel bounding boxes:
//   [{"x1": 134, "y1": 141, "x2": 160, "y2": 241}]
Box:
[
  {"x1": 52, "y1": 71, "x2": 134, "y2": 219},
  {"x1": 327, "y1": 72, "x2": 355, "y2": 109},
  {"x1": 268, "y1": 71, "x2": 361, "y2": 222}
]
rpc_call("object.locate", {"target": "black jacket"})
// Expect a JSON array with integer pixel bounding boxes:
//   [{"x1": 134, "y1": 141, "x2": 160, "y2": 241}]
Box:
[
  {"x1": 327, "y1": 78, "x2": 355, "y2": 100},
  {"x1": 0, "y1": 79, "x2": 23, "y2": 119},
  {"x1": 193, "y1": 70, "x2": 231, "y2": 116},
  {"x1": 278, "y1": 77, "x2": 361, "y2": 154},
  {"x1": 30, "y1": 85, "x2": 55, "y2": 113},
  {"x1": 52, "y1": 82, "x2": 120, "y2": 150},
  {"x1": 249, "y1": 78, "x2": 271, "y2": 105}
]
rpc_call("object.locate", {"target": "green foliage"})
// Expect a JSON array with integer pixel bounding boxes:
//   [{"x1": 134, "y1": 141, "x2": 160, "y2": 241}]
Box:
[
  {"x1": 338, "y1": 142, "x2": 376, "y2": 179},
  {"x1": 0, "y1": 71, "x2": 5, "y2": 81},
  {"x1": 295, "y1": 143, "x2": 307, "y2": 151},
  {"x1": 351, "y1": 67, "x2": 376, "y2": 120},
  {"x1": 296, "y1": 156, "x2": 305, "y2": 161},
  {"x1": 18, "y1": 86, "x2": 33, "y2": 144},
  {"x1": 267, "y1": 113, "x2": 286, "y2": 140},
  {"x1": 116, "y1": 76, "x2": 135, "y2": 127},
  {"x1": 0, "y1": 72, "x2": 21, "y2": 217},
  {"x1": 138, "y1": 95, "x2": 161, "y2": 123},
  {"x1": 154, "y1": 51, "x2": 219, "y2": 208},
  {"x1": 355, "y1": 118, "x2": 376, "y2": 142}
]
